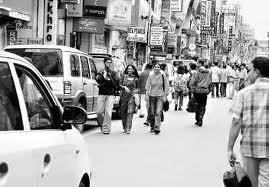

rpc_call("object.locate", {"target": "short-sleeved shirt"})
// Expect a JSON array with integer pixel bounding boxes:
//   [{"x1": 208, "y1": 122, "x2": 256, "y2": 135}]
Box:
[{"x1": 230, "y1": 78, "x2": 269, "y2": 158}]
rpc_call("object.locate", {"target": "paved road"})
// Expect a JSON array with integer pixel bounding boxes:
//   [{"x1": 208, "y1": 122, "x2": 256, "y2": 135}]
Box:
[{"x1": 84, "y1": 97, "x2": 241, "y2": 187}]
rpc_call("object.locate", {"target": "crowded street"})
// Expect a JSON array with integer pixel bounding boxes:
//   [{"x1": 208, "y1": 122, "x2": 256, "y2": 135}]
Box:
[{"x1": 85, "y1": 96, "x2": 240, "y2": 187}]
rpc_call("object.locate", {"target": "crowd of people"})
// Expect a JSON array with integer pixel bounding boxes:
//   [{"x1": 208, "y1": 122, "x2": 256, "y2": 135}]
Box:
[{"x1": 95, "y1": 55, "x2": 269, "y2": 187}]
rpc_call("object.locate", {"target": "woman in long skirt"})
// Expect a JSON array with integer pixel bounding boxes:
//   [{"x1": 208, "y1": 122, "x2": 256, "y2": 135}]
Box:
[{"x1": 120, "y1": 65, "x2": 139, "y2": 134}]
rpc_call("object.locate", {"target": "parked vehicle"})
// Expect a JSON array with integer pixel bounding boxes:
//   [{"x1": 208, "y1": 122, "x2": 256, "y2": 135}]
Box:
[
  {"x1": 0, "y1": 51, "x2": 92, "y2": 187},
  {"x1": 89, "y1": 53, "x2": 126, "y2": 118},
  {"x1": 5, "y1": 45, "x2": 99, "y2": 131}
]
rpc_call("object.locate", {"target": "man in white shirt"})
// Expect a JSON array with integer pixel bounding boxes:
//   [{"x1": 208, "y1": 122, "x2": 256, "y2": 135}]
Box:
[{"x1": 210, "y1": 62, "x2": 221, "y2": 97}]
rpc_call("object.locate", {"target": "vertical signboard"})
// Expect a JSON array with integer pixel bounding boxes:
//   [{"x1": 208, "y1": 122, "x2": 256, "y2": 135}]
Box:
[
  {"x1": 44, "y1": 0, "x2": 58, "y2": 45},
  {"x1": 205, "y1": 0, "x2": 211, "y2": 27},
  {"x1": 200, "y1": 0, "x2": 207, "y2": 26},
  {"x1": 160, "y1": 0, "x2": 170, "y2": 27},
  {"x1": 219, "y1": 13, "x2": 224, "y2": 34},
  {"x1": 150, "y1": 27, "x2": 163, "y2": 46},
  {"x1": 228, "y1": 26, "x2": 233, "y2": 52},
  {"x1": 7, "y1": 30, "x2": 17, "y2": 45}
]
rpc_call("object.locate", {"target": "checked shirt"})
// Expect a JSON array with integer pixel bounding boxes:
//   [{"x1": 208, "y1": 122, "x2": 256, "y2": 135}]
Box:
[{"x1": 230, "y1": 78, "x2": 269, "y2": 158}]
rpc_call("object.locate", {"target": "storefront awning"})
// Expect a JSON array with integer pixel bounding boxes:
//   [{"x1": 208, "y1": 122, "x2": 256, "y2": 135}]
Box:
[{"x1": 0, "y1": 6, "x2": 30, "y2": 22}]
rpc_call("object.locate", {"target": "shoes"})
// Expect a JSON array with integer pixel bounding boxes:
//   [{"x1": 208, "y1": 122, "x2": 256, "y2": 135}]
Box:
[
  {"x1": 139, "y1": 114, "x2": 145, "y2": 118},
  {"x1": 154, "y1": 129, "x2": 161, "y2": 134},
  {"x1": 174, "y1": 104, "x2": 178, "y2": 111},
  {"x1": 178, "y1": 107, "x2": 182, "y2": 111},
  {"x1": 195, "y1": 121, "x2": 202, "y2": 127},
  {"x1": 150, "y1": 128, "x2": 154, "y2": 133},
  {"x1": 125, "y1": 130, "x2": 130, "y2": 135},
  {"x1": 143, "y1": 122, "x2": 150, "y2": 126},
  {"x1": 102, "y1": 131, "x2": 110, "y2": 134}
]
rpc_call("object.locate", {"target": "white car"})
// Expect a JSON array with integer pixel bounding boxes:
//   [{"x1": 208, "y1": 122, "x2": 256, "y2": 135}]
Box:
[{"x1": 0, "y1": 51, "x2": 92, "y2": 187}]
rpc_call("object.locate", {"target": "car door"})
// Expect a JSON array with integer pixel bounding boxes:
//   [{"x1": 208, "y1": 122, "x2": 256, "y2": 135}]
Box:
[
  {"x1": 0, "y1": 60, "x2": 37, "y2": 187},
  {"x1": 80, "y1": 55, "x2": 94, "y2": 113},
  {"x1": 13, "y1": 64, "x2": 78, "y2": 187},
  {"x1": 88, "y1": 58, "x2": 99, "y2": 112}
]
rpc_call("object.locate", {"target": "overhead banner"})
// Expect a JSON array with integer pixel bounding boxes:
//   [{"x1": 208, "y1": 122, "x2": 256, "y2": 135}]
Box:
[
  {"x1": 170, "y1": 0, "x2": 182, "y2": 12},
  {"x1": 73, "y1": 18, "x2": 104, "y2": 34},
  {"x1": 107, "y1": 0, "x2": 132, "y2": 27}
]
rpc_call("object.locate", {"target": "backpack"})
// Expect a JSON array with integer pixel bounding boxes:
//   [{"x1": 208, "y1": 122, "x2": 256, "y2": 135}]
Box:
[{"x1": 174, "y1": 74, "x2": 185, "y2": 91}]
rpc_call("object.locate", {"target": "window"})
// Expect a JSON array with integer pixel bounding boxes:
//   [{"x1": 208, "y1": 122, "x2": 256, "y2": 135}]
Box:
[
  {"x1": 89, "y1": 59, "x2": 97, "y2": 79},
  {"x1": 5, "y1": 48, "x2": 63, "y2": 76},
  {"x1": 81, "y1": 56, "x2": 90, "y2": 78},
  {"x1": 70, "y1": 54, "x2": 80, "y2": 77},
  {"x1": 0, "y1": 62, "x2": 23, "y2": 131},
  {"x1": 15, "y1": 66, "x2": 56, "y2": 130}
]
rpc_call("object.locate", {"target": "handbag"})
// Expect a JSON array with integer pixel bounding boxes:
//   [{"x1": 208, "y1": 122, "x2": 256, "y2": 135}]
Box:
[{"x1": 223, "y1": 161, "x2": 252, "y2": 187}]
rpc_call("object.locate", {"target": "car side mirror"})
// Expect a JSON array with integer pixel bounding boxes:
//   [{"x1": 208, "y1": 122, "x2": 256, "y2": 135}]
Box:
[{"x1": 63, "y1": 106, "x2": 87, "y2": 125}]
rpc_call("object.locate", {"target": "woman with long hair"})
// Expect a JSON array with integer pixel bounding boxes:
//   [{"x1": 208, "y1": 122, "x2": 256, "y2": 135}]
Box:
[
  {"x1": 145, "y1": 62, "x2": 169, "y2": 134},
  {"x1": 119, "y1": 64, "x2": 139, "y2": 134}
]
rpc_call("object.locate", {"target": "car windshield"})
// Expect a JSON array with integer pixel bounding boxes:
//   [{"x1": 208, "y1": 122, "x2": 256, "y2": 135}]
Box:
[{"x1": 5, "y1": 48, "x2": 63, "y2": 76}]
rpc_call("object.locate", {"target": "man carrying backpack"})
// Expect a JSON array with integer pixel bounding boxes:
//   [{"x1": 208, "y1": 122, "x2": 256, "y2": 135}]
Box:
[
  {"x1": 189, "y1": 59, "x2": 212, "y2": 127},
  {"x1": 173, "y1": 65, "x2": 186, "y2": 111}
]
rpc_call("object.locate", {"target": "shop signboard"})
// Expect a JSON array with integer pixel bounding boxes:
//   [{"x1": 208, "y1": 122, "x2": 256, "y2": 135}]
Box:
[
  {"x1": 83, "y1": 5, "x2": 106, "y2": 18},
  {"x1": 61, "y1": 0, "x2": 79, "y2": 3},
  {"x1": 219, "y1": 13, "x2": 224, "y2": 34},
  {"x1": 170, "y1": 0, "x2": 182, "y2": 12},
  {"x1": 107, "y1": 0, "x2": 132, "y2": 27},
  {"x1": 127, "y1": 27, "x2": 147, "y2": 43},
  {"x1": 150, "y1": 27, "x2": 163, "y2": 46},
  {"x1": 73, "y1": 17, "x2": 104, "y2": 34},
  {"x1": 17, "y1": 38, "x2": 43, "y2": 45},
  {"x1": 16, "y1": 23, "x2": 33, "y2": 38},
  {"x1": 67, "y1": 1, "x2": 83, "y2": 17},
  {"x1": 84, "y1": 0, "x2": 107, "y2": 7},
  {"x1": 168, "y1": 33, "x2": 176, "y2": 48}
]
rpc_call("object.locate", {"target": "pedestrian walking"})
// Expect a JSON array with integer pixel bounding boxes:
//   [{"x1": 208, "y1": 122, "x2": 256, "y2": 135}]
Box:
[
  {"x1": 228, "y1": 56, "x2": 269, "y2": 187},
  {"x1": 173, "y1": 65, "x2": 186, "y2": 111},
  {"x1": 220, "y1": 64, "x2": 228, "y2": 97},
  {"x1": 138, "y1": 63, "x2": 152, "y2": 119},
  {"x1": 145, "y1": 62, "x2": 169, "y2": 134},
  {"x1": 227, "y1": 64, "x2": 236, "y2": 99},
  {"x1": 186, "y1": 63, "x2": 198, "y2": 100},
  {"x1": 119, "y1": 65, "x2": 139, "y2": 134},
  {"x1": 239, "y1": 63, "x2": 248, "y2": 90},
  {"x1": 189, "y1": 59, "x2": 212, "y2": 127},
  {"x1": 211, "y1": 61, "x2": 221, "y2": 98},
  {"x1": 96, "y1": 58, "x2": 120, "y2": 134}
]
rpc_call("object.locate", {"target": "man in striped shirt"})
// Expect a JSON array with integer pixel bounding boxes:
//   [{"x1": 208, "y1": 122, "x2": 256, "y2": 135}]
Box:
[{"x1": 228, "y1": 56, "x2": 269, "y2": 187}]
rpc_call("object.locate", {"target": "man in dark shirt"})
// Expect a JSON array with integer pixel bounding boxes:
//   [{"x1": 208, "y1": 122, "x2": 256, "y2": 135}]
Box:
[{"x1": 96, "y1": 58, "x2": 119, "y2": 134}]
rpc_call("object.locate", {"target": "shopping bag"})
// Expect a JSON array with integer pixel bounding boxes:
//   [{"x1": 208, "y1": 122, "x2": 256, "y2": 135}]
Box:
[
  {"x1": 223, "y1": 162, "x2": 252, "y2": 187},
  {"x1": 186, "y1": 97, "x2": 197, "y2": 113},
  {"x1": 163, "y1": 100, "x2": 169, "y2": 112}
]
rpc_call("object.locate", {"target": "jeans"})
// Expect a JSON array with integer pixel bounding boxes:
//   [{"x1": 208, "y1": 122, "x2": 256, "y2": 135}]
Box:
[
  {"x1": 220, "y1": 82, "x2": 227, "y2": 97},
  {"x1": 174, "y1": 90, "x2": 184, "y2": 107},
  {"x1": 194, "y1": 92, "x2": 207, "y2": 125},
  {"x1": 97, "y1": 95, "x2": 115, "y2": 132},
  {"x1": 242, "y1": 156, "x2": 269, "y2": 187},
  {"x1": 149, "y1": 96, "x2": 163, "y2": 130},
  {"x1": 211, "y1": 82, "x2": 219, "y2": 97}
]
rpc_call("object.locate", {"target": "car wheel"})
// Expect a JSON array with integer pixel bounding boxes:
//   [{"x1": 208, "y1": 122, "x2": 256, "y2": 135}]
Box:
[{"x1": 75, "y1": 102, "x2": 86, "y2": 133}]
